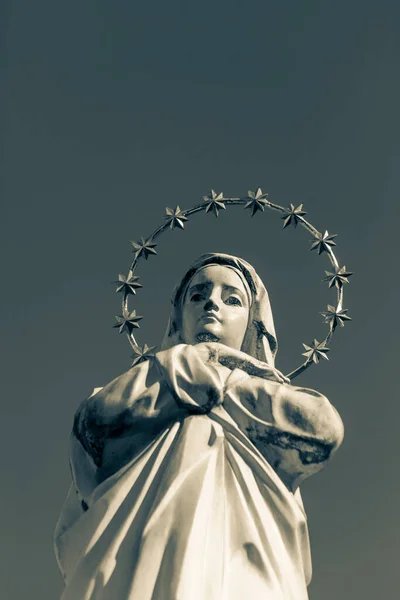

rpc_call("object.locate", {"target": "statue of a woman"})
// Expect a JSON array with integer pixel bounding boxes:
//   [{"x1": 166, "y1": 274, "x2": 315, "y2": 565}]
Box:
[{"x1": 54, "y1": 253, "x2": 344, "y2": 600}]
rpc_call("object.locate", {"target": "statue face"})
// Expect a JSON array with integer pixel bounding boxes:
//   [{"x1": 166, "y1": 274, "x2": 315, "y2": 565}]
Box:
[{"x1": 181, "y1": 265, "x2": 250, "y2": 350}]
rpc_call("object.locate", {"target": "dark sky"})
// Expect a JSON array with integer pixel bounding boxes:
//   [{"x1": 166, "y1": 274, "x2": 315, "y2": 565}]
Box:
[{"x1": 2, "y1": 1, "x2": 399, "y2": 598}]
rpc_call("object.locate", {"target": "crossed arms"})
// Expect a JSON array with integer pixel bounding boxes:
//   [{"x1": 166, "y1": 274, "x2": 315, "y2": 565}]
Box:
[{"x1": 73, "y1": 342, "x2": 344, "y2": 493}]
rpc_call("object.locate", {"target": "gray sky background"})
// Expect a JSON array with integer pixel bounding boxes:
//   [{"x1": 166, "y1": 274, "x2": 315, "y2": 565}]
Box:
[{"x1": 1, "y1": 1, "x2": 399, "y2": 598}]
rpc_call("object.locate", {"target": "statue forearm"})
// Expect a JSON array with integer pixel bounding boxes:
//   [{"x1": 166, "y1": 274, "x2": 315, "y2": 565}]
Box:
[
  {"x1": 195, "y1": 342, "x2": 289, "y2": 384},
  {"x1": 71, "y1": 344, "x2": 228, "y2": 468},
  {"x1": 71, "y1": 357, "x2": 175, "y2": 469},
  {"x1": 224, "y1": 373, "x2": 344, "y2": 489},
  {"x1": 257, "y1": 385, "x2": 344, "y2": 488},
  {"x1": 275, "y1": 384, "x2": 344, "y2": 451}
]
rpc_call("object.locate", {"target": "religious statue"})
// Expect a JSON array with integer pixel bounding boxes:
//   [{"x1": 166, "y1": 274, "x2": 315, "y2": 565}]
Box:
[{"x1": 54, "y1": 252, "x2": 344, "y2": 600}]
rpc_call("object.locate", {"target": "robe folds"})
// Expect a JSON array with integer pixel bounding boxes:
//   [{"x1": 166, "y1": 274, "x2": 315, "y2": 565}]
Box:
[{"x1": 54, "y1": 344, "x2": 343, "y2": 600}]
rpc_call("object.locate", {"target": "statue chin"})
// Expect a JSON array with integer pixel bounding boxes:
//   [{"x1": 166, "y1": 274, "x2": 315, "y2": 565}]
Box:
[{"x1": 196, "y1": 332, "x2": 220, "y2": 343}]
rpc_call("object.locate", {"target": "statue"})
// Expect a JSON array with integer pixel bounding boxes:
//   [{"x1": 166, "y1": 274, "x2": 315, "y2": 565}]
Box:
[{"x1": 54, "y1": 252, "x2": 344, "y2": 600}]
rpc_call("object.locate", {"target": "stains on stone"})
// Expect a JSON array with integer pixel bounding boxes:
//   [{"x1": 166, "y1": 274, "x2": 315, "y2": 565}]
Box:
[
  {"x1": 245, "y1": 423, "x2": 332, "y2": 466},
  {"x1": 218, "y1": 354, "x2": 245, "y2": 372},
  {"x1": 244, "y1": 360, "x2": 266, "y2": 377},
  {"x1": 196, "y1": 332, "x2": 220, "y2": 343},
  {"x1": 218, "y1": 353, "x2": 269, "y2": 378},
  {"x1": 253, "y1": 320, "x2": 277, "y2": 354},
  {"x1": 244, "y1": 394, "x2": 257, "y2": 411},
  {"x1": 253, "y1": 320, "x2": 267, "y2": 339},
  {"x1": 264, "y1": 330, "x2": 278, "y2": 356},
  {"x1": 282, "y1": 401, "x2": 315, "y2": 434},
  {"x1": 200, "y1": 386, "x2": 222, "y2": 414},
  {"x1": 207, "y1": 344, "x2": 219, "y2": 363},
  {"x1": 73, "y1": 407, "x2": 105, "y2": 468},
  {"x1": 81, "y1": 499, "x2": 89, "y2": 512},
  {"x1": 73, "y1": 402, "x2": 137, "y2": 468},
  {"x1": 301, "y1": 452, "x2": 319, "y2": 464}
]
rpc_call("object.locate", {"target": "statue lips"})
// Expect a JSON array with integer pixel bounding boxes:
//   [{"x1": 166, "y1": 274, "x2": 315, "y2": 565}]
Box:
[{"x1": 200, "y1": 313, "x2": 221, "y2": 324}]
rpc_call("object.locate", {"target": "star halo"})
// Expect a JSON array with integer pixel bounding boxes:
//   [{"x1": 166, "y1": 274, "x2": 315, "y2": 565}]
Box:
[{"x1": 115, "y1": 188, "x2": 352, "y2": 381}]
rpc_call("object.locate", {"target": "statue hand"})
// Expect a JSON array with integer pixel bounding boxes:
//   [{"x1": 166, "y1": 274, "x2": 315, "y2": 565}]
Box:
[{"x1": 194, "y1": 342, "x2": 290, "y2": 384}]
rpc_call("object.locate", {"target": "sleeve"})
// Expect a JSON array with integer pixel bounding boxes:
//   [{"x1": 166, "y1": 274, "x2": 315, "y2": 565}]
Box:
[
  {"x1": 71, "y1": 356, "x2": 183, "y2": 483},
  {"x1": 71, "y1": 344, "x2": 232, "y2": 493},
  {"x1": 223, "y1": 370, "x2": 344, "y2": 491}
]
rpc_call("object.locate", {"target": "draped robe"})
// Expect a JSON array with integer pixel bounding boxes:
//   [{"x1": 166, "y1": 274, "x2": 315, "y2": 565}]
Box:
[{"x1": 54, "y1": 343, "x2": 344, "y2": 600}]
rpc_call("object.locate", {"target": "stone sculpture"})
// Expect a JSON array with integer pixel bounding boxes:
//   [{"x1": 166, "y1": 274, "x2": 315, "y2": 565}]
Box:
[{"x1": 54, "y1": 252, "x2": 344, "y2": 600}]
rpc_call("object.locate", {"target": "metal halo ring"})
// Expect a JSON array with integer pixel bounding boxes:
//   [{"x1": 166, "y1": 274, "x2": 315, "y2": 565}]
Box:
[{"x1": 113, "y1": 188, "x2": 352, "y2": 380}]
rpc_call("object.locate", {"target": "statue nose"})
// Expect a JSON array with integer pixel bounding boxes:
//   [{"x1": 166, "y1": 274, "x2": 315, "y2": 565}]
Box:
[{"x1": 204, "y1": 298, "x2": 219, "y2": 311}]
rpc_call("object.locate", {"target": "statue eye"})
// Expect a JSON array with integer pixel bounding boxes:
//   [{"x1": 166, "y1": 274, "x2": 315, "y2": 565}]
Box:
[
  {"x1": 225, "y1": 296, "x2": 242, "y2": 306},
  {"x1": 190, "y1": 293, "x2": 204, "y2": 302}
]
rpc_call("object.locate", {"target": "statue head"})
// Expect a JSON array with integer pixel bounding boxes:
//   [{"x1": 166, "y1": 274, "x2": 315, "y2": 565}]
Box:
[
  {"x1": 161, "y1": 253, "x2": 278, "y2": 366},
  {"x1": 180, "y1": 264, "x2": 251, "y2": 351}
]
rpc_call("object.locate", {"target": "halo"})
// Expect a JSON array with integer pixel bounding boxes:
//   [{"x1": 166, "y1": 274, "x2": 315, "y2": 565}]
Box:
[{"x1": 113, "y1": 188, "x2": 353, "y2": 380}]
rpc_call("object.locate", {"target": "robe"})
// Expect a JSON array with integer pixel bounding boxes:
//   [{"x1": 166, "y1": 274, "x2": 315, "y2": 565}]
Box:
[{"x1": 54, "y1": 344, "x2": 343, "y2": 600}]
